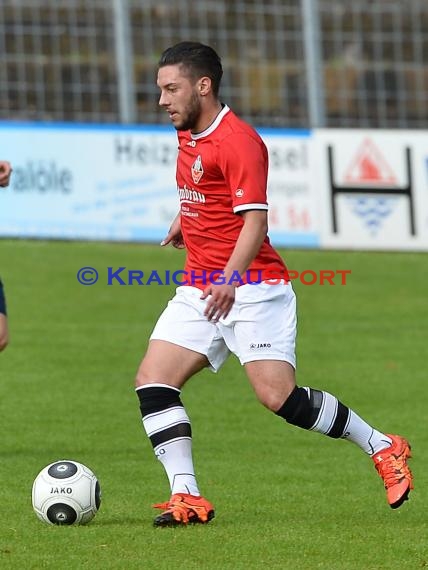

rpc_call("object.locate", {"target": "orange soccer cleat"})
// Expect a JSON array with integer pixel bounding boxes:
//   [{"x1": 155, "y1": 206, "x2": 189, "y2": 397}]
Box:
[
  {"x1": 153, "y1": 493, "x2": 215, "y2": 527},
  {"x1": 372, "y1": 434, "x2": 414, "y2": 509}
]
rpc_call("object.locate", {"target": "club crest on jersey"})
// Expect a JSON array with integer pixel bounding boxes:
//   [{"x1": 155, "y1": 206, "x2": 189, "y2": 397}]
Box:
[{"x1": 191, "y1": 155, "x2": 204, "y2": 184}]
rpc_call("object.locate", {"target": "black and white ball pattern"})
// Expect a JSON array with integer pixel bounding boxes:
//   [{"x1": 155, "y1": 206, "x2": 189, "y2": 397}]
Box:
[{"x1": 32, "y1": 460, "x2": 101, "y2": 526}]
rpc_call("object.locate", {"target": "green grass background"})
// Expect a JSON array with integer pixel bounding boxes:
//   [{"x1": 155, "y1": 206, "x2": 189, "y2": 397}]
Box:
[{"x1": 0, "y1": 239, "x2": 426, "y2": 570}]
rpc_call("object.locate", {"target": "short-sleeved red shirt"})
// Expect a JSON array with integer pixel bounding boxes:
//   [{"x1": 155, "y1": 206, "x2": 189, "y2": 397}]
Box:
[{"x1": 176, "y1": 105, "x2": 288, "y2": 287}]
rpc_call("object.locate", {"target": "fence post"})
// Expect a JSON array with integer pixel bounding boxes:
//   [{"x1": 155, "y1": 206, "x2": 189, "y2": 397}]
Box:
[
  {"x1": 302, "y1": 0, "x2": 325, "y2": 127},
  {"x1": 112, "y1": 0, "x2": 136, "y2": 123}
]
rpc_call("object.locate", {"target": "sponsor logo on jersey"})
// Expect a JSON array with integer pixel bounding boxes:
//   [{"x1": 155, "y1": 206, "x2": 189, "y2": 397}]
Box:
[
  {"x1": 235, "y1": 188, "x2": 244, "y2": 198},
  {"x1": 191, "y1": 155, "x2": 204, "y2": 184},
  {"x1": 178, "y1": 184, "x2": 206, "y2": 204}
]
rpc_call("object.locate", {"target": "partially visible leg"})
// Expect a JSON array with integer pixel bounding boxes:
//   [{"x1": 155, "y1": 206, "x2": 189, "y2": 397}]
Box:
[
  {"x1": 244, "y1": 360, "x2": 392, "y2": 453},
  {"x1": 136, "y1": 339, "x2": 208, "y2": 497},
  {"x1": 0, "y1": 279, "x2": 8, "y2": 351},
  {"x1": 244, "y1": 360, "x2": 413, "y2": 509},
  {"x1": 135, "y1": 340, "x2": 215, "y2": 525}
]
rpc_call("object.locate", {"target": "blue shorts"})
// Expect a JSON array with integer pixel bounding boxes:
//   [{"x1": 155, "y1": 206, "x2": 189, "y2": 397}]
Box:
[{"x1": 0, "y1": 279, "x2": 7, "y2": 316}]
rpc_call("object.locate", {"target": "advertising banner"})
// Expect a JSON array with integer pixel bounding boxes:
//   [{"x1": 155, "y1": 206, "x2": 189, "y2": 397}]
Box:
[
  {"x1": 0, "y1": 123, "x2": 318, "y2": 248},
  {"x1": 0, "y1": 123, "x2": 178, "y2": 242},
  {"x1": 261, "y1": 129, "x2": 319, "y2": 248},
  {"x1": 315, "y1": 130, "x2": 428, "y2": 250}
]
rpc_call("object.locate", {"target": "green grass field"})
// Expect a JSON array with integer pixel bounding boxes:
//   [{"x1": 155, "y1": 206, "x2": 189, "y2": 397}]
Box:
[{"x1": 0, "y1": 239, "x2": 427, "y2": 570}]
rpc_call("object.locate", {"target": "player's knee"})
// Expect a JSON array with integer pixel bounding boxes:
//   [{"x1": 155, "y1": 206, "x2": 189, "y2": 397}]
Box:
[
  {"x1": 135, "y1": 370, "x2": 147, "y2": 388},
  {"x1": 134, "y1": 358, "x2": 154, "y2": 388},
  {"x1": 255, "y1": 386, "x2": 295, "y2": 413},
  {"x1": 135, "y1": 372, "x2": 153, "y2": 389}
]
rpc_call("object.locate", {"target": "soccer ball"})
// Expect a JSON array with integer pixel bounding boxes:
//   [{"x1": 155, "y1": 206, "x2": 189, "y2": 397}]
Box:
[{"x1": 32, "y1": 460, "x2": 101, "y2": 525}]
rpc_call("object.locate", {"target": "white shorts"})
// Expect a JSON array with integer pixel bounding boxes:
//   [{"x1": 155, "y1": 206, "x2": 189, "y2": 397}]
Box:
[{"x1": 150, "y1": 281, "x2": 297, "y2": 372}]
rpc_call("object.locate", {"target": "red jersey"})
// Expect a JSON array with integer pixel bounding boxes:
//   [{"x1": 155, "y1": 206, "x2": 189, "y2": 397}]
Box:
[{"x1": 176, "y1": 105, "x2": 287, "y2": 287}]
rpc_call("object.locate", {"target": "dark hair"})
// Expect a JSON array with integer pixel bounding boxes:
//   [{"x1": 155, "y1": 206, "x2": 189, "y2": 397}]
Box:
[{"x1": 158, "y1": 41, "x2": 223, "y2": 97}]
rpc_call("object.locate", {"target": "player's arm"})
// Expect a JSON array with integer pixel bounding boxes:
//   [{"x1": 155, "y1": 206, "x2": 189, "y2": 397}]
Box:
[
  {"x1": 0, "y1": 161, "x2": 12, "y2": 187},
  {"x1": 223, "y1": 209, "x2": 268, "y2": 279},
  {"x1": 0, "y1": 314, "x2": 8, "y2": 351},
  {"x1": 201, "y1": 209, "x2": 267, "y2": 321},
  {"x1": 160, "y1": 211, "x2": 185, "y2": 249}
]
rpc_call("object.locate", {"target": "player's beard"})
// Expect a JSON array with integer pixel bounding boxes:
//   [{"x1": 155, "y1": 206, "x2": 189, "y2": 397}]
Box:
[{"x1": 175, "y1": 90, "x2": 202, "y2": 131}]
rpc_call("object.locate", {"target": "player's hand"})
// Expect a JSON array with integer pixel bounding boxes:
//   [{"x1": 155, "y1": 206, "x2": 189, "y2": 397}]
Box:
[
  {"x1": 0, "y1": 161, "x2": 12, "y2": 187},
  {"x1": 201, "y1": 283, "x2": 236, "y2": 322},
  {"x1": 161, "y1": 216, "x2": 185, "y2": 249}
]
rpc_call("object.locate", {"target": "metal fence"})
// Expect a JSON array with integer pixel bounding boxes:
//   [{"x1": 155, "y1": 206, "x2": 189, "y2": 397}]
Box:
[{"x1": 0, "y1": 0, "x2": 427, "y2": 128}]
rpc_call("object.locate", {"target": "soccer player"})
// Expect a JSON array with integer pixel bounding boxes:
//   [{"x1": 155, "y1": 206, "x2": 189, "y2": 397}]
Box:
[
  {"x1": 134, "y1": 42, "x2": 413, "y2": 526},
  {"x1": 0, "y1": 160, "x2": 12, "y2": 351}
]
